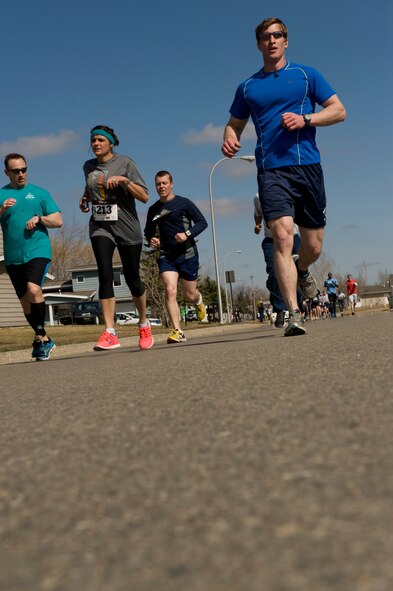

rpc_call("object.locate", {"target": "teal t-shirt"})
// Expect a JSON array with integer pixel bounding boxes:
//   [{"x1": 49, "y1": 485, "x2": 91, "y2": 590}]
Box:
[{"x1": 0, "y1": 183, "x2": 60, "y2": 265}]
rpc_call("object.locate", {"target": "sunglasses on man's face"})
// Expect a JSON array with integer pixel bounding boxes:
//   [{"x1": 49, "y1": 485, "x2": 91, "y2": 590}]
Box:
[
  {"x1": 261, "y1": 31, "x2": 285, "y2": 41},
  {"x1": 7, "y1": 167, "x2": 27, "y2": 174}
]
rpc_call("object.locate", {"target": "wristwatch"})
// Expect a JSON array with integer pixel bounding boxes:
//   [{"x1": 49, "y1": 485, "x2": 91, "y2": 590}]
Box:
[
  {"x1": 35, "y1": 214, "x2": 42, "y2": 223},
  {"x1": 303, "y1": 114, "x2": 312, "y2": 127},
  {"x1": 185, "y1": 230, "x2": 192, "y2": 237}
]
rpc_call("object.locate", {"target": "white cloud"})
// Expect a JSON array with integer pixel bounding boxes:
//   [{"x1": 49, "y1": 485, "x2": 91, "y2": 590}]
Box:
[
  {"x1": 195, "y1": 198, "x2": 249, "y2": 218},
  {"x1": 0, "y1": 130, "x2": 80, "y2": 159},
  {"x1": 182, "y1": 122, "x2": 256, "y2": 145}
]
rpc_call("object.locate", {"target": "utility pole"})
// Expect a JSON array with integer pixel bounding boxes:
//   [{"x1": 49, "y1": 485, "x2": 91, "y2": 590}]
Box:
[
  {"x1": 355, "y1": 261, "x2": 379, "y2": 285},
  {"x1": 250, "y1": 275, "x2": 257, "y2": 320}
]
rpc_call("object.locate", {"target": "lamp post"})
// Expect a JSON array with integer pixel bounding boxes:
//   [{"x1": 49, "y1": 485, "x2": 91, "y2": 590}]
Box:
[
  {"x1": 208, "y1": 155, "x2": 255, "y2": 323},
  {"x1": 223, "y1": 250, "x2": 242, "y2": 322}
]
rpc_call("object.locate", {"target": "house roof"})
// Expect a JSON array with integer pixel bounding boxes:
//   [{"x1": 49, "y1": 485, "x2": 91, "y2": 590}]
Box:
[
  {"x1": 44, "y1": 290, "x2": 97, "y2": 301},
  {"x1": 68, "y1": 263, "x2": 122, "y2": 272},
  {"x1": 359, "y1": 285, "x2": 391, "y2": 298},
  {"x1": 42, "y1": 279, "x2": 72, "y2": 291}
]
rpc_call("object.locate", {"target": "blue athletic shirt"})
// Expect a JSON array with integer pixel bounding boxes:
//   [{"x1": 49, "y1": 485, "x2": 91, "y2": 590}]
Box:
[{"x1": 229, "y1": 61, "x2": 336, "y2": 170}]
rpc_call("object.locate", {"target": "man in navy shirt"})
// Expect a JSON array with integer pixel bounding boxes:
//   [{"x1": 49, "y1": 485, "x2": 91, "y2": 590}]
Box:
[
  {"x1": 144, "y1": 171, "x2": 208, "y2": 343},
  {"x1": 221, "y1": 17, "x2": 346, "y2": 336}
]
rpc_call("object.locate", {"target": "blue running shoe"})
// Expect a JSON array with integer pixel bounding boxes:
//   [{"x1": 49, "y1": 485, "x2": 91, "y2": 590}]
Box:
[
  {"x1": 32, "y1": 338, "x2": 43, "y2": 359},
  {"x1": 36, "y1": 338, "x2": 56, "y2": 361}
]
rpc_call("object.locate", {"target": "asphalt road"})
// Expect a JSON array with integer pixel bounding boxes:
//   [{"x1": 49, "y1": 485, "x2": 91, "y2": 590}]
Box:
[{"x1": 1, "y1": 311, "x2": 392, "y2": 591}]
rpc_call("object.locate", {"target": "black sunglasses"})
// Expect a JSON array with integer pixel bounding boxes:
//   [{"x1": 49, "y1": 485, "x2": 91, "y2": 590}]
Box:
[
  {"x1": 7, "y1": 167, "x2": 27, "y2": 174},
  {"x1": 261, "y1": 31, "x2": 286, "y2": 41}
]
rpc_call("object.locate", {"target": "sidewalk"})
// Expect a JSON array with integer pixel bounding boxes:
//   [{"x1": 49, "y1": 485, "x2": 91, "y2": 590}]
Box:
[{"x1": 0, "y1": 322, "x2": 258, "y2": 365}]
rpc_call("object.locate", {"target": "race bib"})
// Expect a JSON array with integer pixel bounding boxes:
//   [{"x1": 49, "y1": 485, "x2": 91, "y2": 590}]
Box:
[{"x1": 93, "y1": 203, "x2": 118, "y2": 221}]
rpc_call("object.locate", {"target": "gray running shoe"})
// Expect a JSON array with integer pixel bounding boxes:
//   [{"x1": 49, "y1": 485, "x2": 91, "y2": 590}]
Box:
[
  {"x1": 274, "y1": 310, "x2": 286, "y2": 328},
  {"x1": 297, "y1": 271, "x2": 318, "y2": 299},
  {"x1": 284, "y1": 310, "x2": 307, "y2": 337}
]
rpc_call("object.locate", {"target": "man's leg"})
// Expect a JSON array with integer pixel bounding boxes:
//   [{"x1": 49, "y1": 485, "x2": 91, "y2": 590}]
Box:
[
  {"x1": 161, "y1": 271, "x2": 181, "y2": 330},
  {"x1": 269, "y1": 216, "x2": 298, "y2": 311},
  {"x1": 181, "y1": 278, "x2": 203, "y2": 307},
  {"x1": 25, "y1": 282, "x2": 47, "y2": 337},
  {"x1": 297, "y1": 226, "x2": 324, "y2": 273},
  {"x1": 262, "y1": 238, "x2": 284, "y2": 312}
]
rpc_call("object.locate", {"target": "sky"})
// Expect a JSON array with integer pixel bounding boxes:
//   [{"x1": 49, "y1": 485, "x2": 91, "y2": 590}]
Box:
[{"x1": 1, "y1": 0, "x2": 392, "y2": 288}]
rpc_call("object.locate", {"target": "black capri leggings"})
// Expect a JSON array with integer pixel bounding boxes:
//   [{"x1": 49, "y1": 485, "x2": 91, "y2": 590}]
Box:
[{"x1": 91, "y1": 236, "x2": 145, "y2": 300}]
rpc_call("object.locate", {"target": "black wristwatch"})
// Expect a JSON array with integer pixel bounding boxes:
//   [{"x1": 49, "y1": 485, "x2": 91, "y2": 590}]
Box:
[
  {"x1": 303, "y1": 114, "x2": 312, "y2": 127},
  {"x1": 35, "y1": 214, "x2": 42, "y2": 223}
]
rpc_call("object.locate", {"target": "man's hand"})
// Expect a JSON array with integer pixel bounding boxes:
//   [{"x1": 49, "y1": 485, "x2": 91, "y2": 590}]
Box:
[
  {"x1": 0, "y1": 198, "x2": 16, "y2": 216},
  {"x1": 149, "y1": 237, "x2": 160, "y2": 249},
  {"x1": 26, "y1": 215, "x2": 40, "y2": 231},
  {"x1": 254, "y1": 224, "x2": 262, "y2": 235},
  {"x1": 221, "y1": 137, "x2": 241, "y2": 158},
  {"x1": 281, "y1": 112, "x2": 306, "y2": 131},
  {"x1": 175, "y1": 232, "x2": 188, "y2": 243}
]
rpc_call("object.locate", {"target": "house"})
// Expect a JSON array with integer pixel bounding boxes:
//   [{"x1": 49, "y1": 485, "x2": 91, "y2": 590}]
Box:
[
  {"x1": 0, "y1": 228, "x2": 28, "y2": 327},
  {"x1": 42, "y1": 263, "x2": 136, "y2": 325},
  {"x1": 358, "y1": 284, "x2": 391, "y2": 309}
]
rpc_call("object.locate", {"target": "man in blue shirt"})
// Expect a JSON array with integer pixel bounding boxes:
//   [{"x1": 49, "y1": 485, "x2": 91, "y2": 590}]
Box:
[
  {"x1": 222, "y1": 17, "x2": 346, "y2": 336},
  {"x1": 324, "y1": 272, "x2": 339, "y2": 318},
  {"x1": 144, "y1": 171, "x2": 208, "y2": 344},
  {"x1": 0, "y1": 153, "x2": 63, "y2": 360}
]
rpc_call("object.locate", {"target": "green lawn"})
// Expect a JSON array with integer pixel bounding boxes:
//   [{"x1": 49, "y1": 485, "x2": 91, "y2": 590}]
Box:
[{"x1": 0, "y1": 321, "x2": 213, "y2": 353}]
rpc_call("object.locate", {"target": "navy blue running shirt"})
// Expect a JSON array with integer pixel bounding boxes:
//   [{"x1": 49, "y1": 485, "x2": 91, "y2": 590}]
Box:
[{"x1": 229, "y1": 61, "x2": 335, "y2": 170}]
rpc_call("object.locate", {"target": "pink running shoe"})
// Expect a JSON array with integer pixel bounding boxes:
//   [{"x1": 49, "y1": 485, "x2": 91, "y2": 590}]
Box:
[
  {"x1": 139, "y1": 321, "x2": 154, "y2": 350},
  {"x1": 94, "y1": 331, "x2": 121, "y2": 351}
]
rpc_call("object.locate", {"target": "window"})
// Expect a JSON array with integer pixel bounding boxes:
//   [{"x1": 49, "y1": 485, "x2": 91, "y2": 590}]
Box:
[
  {"x1": 76, "y1": 275, "x2": 84, "y2": 283},
  {"x1": 113, "y1": 270, "x2": 122, "y2": 287}
]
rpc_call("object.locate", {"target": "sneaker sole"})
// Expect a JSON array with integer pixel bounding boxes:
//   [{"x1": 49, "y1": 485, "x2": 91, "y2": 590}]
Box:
[
  {"x1": 93, "y1": 343, "x2": 121, "y2": 351},
  {"x1": 167, "y1": 338, "x2": 187, "y2": 344},
  {"x1": 35, "y1": 344, "x2": 56, "y2": 361},
  {"x1": 139, "y1": 337, "x2": 154, "y2": 350},
  {"x1": 284, "y1": 324, "x2": 307, "y2": 337}
]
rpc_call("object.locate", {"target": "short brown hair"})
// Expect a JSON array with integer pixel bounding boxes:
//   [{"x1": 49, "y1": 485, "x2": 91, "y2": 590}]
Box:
[
  {"x1": 4, "y1": 153, "x2": 26, "y2": 169},
  {"x1": 255, "y1": 17, "x2": 288, "y2": 41},
  {"x1": 155, "y1": 170, "x2": 173, "y2": 182}
]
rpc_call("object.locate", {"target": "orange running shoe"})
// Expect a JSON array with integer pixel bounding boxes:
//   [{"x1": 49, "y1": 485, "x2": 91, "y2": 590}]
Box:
[
  {"x1": 139, "y1": 321, "x2": 154, "y2": 350},
  {"x1": 94, "y1": 331, "x2": 120, "y2": 351}
]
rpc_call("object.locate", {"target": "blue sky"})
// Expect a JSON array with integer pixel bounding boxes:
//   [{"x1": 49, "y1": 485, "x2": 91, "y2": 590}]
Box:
[{"x1": 1, "y1": 0, "x2": 392, "y2": 287}]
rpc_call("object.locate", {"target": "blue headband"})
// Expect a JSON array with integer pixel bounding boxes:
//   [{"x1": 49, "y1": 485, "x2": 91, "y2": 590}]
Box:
[{"x1": 90, "y1": 129, "x2": 115, "y2": 144}]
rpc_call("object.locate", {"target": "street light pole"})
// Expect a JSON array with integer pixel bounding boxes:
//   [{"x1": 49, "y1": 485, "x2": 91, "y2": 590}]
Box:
[
  {"x1": 223, "y1": 250, "x2": 242, "y2": 322},
  {"x1": 208, "y1": 155, "x2": 255, "y2": 324}
]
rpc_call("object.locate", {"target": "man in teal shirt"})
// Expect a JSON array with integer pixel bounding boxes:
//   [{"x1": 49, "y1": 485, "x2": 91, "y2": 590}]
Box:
[{"x1": 0, "y1": 153, "x2": 63, "y2": 360}]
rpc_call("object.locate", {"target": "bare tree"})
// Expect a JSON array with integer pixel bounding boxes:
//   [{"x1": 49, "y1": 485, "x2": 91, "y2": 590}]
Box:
[
  {"x1": 377, "y1": 268, "x2": 391, "y2": 286},
  {"x1": 310, "y1": 252, "x2": 336, "y2": 290},
  {"x1": 50, "y1": 219, "x2": 124, "y2": 281},
  {"x1": 49, "y1": 220, "x2": 96, "y2": 281}
]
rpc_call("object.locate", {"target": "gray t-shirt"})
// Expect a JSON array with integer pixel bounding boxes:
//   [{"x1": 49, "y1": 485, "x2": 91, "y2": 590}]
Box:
[{"x1": 83, "y1": 153, "x2": 148, "y2": 245}]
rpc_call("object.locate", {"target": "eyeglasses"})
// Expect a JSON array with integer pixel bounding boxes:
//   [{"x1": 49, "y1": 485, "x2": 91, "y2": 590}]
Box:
[
  {"x1": 260, "y1": 31, "x2": 286, "y2": 41},
  {"x1": 7, "y1": 167, "x2": 27, "y2": 174}
]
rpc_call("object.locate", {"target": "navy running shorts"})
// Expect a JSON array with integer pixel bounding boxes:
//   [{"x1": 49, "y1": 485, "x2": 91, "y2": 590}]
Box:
[
  {"x1": 158, "y1": 254, "x2": 199, "y2": 281},
  {"x1": 257, "y1": 163, "x2": 327, "y2": 229}
]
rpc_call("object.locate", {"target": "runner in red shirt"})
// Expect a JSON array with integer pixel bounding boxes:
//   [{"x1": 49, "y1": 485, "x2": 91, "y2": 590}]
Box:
[{"x1": 346, "y1": 274, "x2": 358, "y2": 315}]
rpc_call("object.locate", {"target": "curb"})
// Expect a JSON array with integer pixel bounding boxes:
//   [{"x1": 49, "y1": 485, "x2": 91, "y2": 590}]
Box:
[{"x1": 0, "y1": 323, "x2": 261, "y2": 366}]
